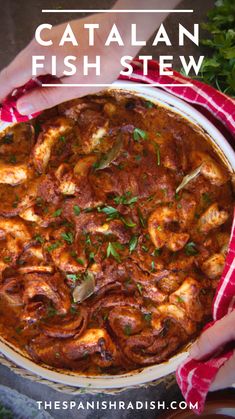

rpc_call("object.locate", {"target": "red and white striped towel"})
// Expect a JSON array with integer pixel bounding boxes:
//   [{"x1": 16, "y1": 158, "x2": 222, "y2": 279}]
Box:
[{"x1": 0, "y1": 60, "x2": 234, "y2": 414}]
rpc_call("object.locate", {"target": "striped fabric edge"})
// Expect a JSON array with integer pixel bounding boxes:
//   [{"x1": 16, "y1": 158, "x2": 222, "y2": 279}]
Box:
[
  {"x1": 120, "y1": 60, "x2": 235, "y2": 134},
  {"x1": 213, "y1": 212, "x2": 235, "y2": 321},
  {"x1": 176, "y1": 350, "x2": 234, "y2": 415}
]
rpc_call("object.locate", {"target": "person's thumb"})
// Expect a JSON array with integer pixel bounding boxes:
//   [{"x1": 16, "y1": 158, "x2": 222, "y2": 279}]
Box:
[
  {"x1": 190, "y1": 311, "x2": 235, "y2": 360},
  {"x1": 16, "y1": 83, "x2": 103, "y2": 115},
  {"x1": 210, "y1": 351, "x2": 235, "y2": 391}
]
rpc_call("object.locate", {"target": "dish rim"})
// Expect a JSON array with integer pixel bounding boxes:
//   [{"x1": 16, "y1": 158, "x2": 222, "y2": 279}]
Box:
[{"x1": 0, "y1": 80, "x2": 234, "y2": 389}]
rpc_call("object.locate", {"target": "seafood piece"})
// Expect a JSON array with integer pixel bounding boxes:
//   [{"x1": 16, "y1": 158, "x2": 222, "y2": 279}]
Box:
[
  {"x1": 0, "y1": 218, "x2": 31, "y2": 243},
  {"x1": 157, "y1": 303, "x2": 196, "y2": 335},
  {"x1": 122, "y1": 322, "x2": 187, "y2": 366},
  {"x1": 29, "y1": 335, "x2": 87, "y2": 369},
  {"x1": 33, "y1": 117, "x2": 73, "y2": 173},
  {"x1": 192, "y1": 151, "x2": 228, "y2": 186},
  {"x1": 63, "y1": 328, "x2": 116, "y2": 365},
  {"x1": 42, "y1": 308, "x2": 88, "y2": 338},
  {"x1": 74, "y1": 155, "x2": 97, "y2": 178},
  {"x1": 198, "y1": 203, "x2": 229, "y2": 233},
  {"x1": 23, "y1": 273, "x2": 71, "y2": 315},
  {"x1": 0, "y1": 277, "x2": 23, "y2": 306},
  {"x1": 108, "y1": 307, "x2": 145, "y2": 338},
  {"x1": 157, "y1": 271, "x2": 185, "y2": 294},
  {"x1": 18, "y1": 265, "x2": 54, "y2": 274},
  {"x1": 148, "y1": 205, "x2": 189, "y2": 251},
  {"x1": 46, "y1": 242, "x2": 87, "y2": 273},
  {"x1": 0, "y1": 163, "x2": 28, "y2": 185},
  {"x1": 169, "y1": 277, "x2": 204, "y2": 322},
  {"x1": 19, "y1": 206, "x2": 44, "y2": 226},
  {"x1": 201, "y1": 253, "x2": 225, "y2": 279},
  {"x1": 55, "y1": 164, "x2": 76, "y2": 196},
  {"x1": 0, "y1": 218, "x2": 31, "y2": 272}
]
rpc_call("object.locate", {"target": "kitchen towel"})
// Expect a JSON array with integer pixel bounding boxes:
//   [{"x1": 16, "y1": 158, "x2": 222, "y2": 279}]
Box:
[{"x1": 0, "y1": 60, "x2": 234, "y2": 414}]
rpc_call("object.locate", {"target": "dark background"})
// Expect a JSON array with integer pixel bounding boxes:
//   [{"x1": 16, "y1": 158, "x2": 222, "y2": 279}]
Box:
[
  {"x1": 0, "y1": 1, "x2": 225, "y2": 419},
  {"x1": 0, "y1": 0, "x2": 215, "y2": 71}
]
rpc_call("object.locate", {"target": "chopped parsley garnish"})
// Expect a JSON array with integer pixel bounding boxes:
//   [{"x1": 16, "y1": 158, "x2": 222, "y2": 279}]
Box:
[
  {"x1": 84, "y1": 207, "x2": 94, "y2": 213},
  {"x1": 202, "y1": 192, "x2": 211, "y2": 205},
  {"x1": 12, "y1": 195, "x2": 19, "y2": 208},
  {"x1": 106, "y1": 242, "x2": 121, "y2": 263},
  {"x1": 174, "y1": 192, "x2": 181, "y2": 201},
  {"x1": 52, "y1": 208, "x2": 62, "y2": 217},
  {"x1": 85, "y1": 234, "x2": 92, "y2": 246},
  {"x1": 121, "y1": 217, "x2": 136, "y2": 228},
  {"x1": 89, "y1": 252, "x2": 95, "y2": 262},
  {"x1": 47, "y1": 241, "x2": 61, "y2": 252},
  {"x1": 34, "y1": 234, "x2": 44, "y2": 244},
  {"x1": 15, "y1": 326, "x2": 23, "y2": 334},
  {"x1": 2, "y1": 132, "x2": 14, "y2": 144},
  {"x1": 153, "y1": 248, "x2": 162, "y2": 257},
  {"x1": 98, "y1": 206, "x2": 119, "y2": 216},
  {"x1": 71, "y1": 251, "x2": 85, "y2": 266},
  {"x1": 103, "y1": 313, "x2": 109, "y2": 321},
  {"x1": 98, "y1": 204, "x2": 136, "y2": 228},
  {"x1": 70, "y1": 306, "x2": 78, "y2": 314},
  {"x1": 3, "y1": 256, "x2": 12, "y2": 263},
  {"x1": 161, "y1": 188, "x2": 168, "y2": 197},
  {"x1": 59, "y1": 136, "x2": 66, "y2": 143},
  {"x1": 9, "y1": 154, "x2": 16, "y2": 164},
  {"x1": 154, "y1": 143, "x2": 161, "y2": 166},
  {"x1": 147, "y1": 194, "x2": 156, "y2": 202},
  {"x1": 136, "y1": 283, "x2": 143, "y2": 295},
  {"x1": 137, "y1": 207, "x2": 146, "y2": 228},
  {"x1": 66, "y1": 273, "x2": 80, "y2": 281},
  {"x1": 34, "y1": 121, "x2": 41, "y2": 136},
  {"x1": 142, "y1": 245, "x2": 149, "y2": 252},
  {"x1": 124, "y1": 324, "x2": 132, "y2": 336},
  {"x1": 113, "y1": 192, "x2": 138, "y2": 206},
  {"x1": 36, "y1": 196, "x2": 44, "y2": 207},
  {"x1": 144, "y1": 101, "x2": 154, "y2": 109},
  {"x1": 61, "y1": 232, "x2": 74, "y2": 245},
  {"x1": 73, "y1": 205, "x2": 81, "y2": 216},
  {"x1": 129, "y1": 235, "x2": 139, "y2": 253},
  {"x1": 177, "y1": 296, "x2": 184, "y2": 303},
  {"x1": 144, "y1": 313, "x2": 152, "y2": 323},
  {"x1": 184, "y1": 241, "x2": 199, "y2": 256},
  {"x1": 46, "y1": 306, "x2": 57, "y2": 318},
  {"x1": 133, "y1": 128, "x2": 148, "y2": 142},
  {"x1": 151, "y1": 261, "x2": 155, "y2": 272}
]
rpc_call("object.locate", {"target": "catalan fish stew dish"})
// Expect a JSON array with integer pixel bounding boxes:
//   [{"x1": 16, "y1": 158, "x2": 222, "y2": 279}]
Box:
[{"x1": 0, "y1": 91, "x2": 234, "y2": 375}]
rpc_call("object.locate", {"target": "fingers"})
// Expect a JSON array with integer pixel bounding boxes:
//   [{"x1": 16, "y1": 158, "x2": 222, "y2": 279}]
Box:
[
  {"x1": 210, "y1": 351, "x2": 235, "y2": 391},
  {"x1": 190, "y1": 311, "x2": 235, "y2": 360},
  {"x1": 16, "y1": 84, "x2": 102, "y2": 115},
  {"x1": 0, "y1": 42, "x2": 40, "y2": 102},
  {"x1": 16, "y1": 71, "x2": 119, "y2": 114}
]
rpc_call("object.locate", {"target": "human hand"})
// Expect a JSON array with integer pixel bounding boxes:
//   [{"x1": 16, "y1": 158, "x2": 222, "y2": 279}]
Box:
[
  {"x1": 0, "y1": 12, "x2": 133, "y2": 115},
  {"x1": 0, "y1": 0, "x2": 181, "y2": 115},
  {"x1": 190, "y1": 310, "x2": 235, "y2": 391}
]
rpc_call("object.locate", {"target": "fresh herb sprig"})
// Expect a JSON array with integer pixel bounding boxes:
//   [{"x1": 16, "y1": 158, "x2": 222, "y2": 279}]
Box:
[{"x1": 185, "y1": 0, "x2": 235, "y2": 97}]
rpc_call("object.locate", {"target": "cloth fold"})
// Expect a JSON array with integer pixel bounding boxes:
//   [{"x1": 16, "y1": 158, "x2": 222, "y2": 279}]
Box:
[{"x1": 0, "y1": 61, "x2": 234, "y2": 414}]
